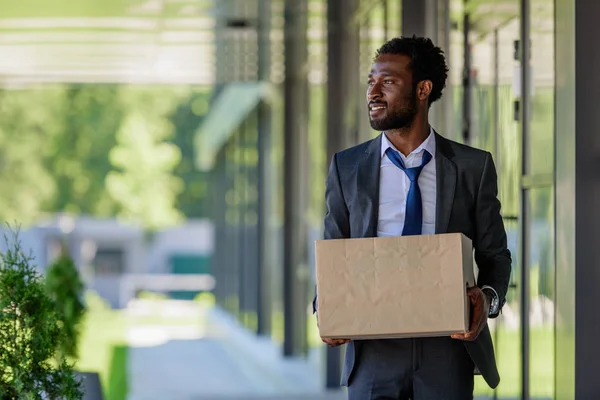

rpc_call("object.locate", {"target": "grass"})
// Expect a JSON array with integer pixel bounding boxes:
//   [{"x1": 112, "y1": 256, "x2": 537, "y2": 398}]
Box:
[
  {"x1": 106, "y1": 346, "x2": 128, "y2": 400},
  {"x1": 76, "y1": 292, "x2": 128, "y2": 400},
  {"x1": 75, "y1": 291, "x2": 213, "y2": 399}
]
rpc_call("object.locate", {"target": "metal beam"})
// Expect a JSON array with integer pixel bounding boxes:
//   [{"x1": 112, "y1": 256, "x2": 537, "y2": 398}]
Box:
[
  {"x1": 283, "y1": 0, "x2": 309, "y2": 358},
  {"x1": 569, "y1": 0, "x2": 600, "y2": 398},
  {"x1": 519, "y1": 1, "x2": 532, "y2": 398}
]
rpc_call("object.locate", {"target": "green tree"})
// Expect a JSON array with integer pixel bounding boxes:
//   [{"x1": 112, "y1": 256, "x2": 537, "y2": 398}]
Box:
[
  {"x1": 0, "y1": 229, "x2": 82, "y2": 399},
  {"x1": 46, "y1": 85, "x2": 124, "y2": 217},
  {"x1": 106, "y1": 110, "x2": 184, "y2": 230},
  {"x1": 45, "y1": 243, "x2": 86, "y2": 361},
  {"x1": 0, "y1": 89, "x2": 60, "y2": 224}
]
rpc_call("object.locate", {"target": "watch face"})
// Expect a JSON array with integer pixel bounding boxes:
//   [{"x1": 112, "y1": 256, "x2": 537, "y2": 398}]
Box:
[
  {"x1": 483, "y1": 288, "x2": 499, "y2": 314},
  {"x1": 490, "y1": 297, "x2": 499, "y2": 313}
]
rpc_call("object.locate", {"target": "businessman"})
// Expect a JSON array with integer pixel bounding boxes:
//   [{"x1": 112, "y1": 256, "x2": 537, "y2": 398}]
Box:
[{"x1": 314, "y1": 36, "x2": 512, "y2": 399}]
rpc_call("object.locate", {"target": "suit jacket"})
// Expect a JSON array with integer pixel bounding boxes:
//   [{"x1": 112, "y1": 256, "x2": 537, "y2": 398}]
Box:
[{"x1": 314, "y1": 131, "x2": 512, "y2": 389}]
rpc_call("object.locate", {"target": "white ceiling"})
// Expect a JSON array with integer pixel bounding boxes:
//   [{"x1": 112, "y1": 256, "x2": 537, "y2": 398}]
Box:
[{"x1": 0, "y1": 0, "x2": 217, "y2": 86}]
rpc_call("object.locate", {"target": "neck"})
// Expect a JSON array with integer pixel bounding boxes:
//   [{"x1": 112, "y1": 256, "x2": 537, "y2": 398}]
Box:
[{"x1": 384, "y1": 117, "x2": 430, "y2": 156}]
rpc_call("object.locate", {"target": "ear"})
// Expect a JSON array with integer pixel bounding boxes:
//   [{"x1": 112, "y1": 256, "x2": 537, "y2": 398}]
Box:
[{"x1": 417, "y1": 80, "x2": 433, "y2": 102}]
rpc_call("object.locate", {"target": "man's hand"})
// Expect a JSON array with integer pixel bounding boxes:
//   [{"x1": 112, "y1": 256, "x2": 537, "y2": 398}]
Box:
[
  {"x1": 321, "y1": 337, "x2": 350, "y2": 347},
  {"x1": 451, "y1": 286, "x2": 490, "y2": 342},
  {"x1": 316, "y1": 310, "x2": 350, "y2": 347}
]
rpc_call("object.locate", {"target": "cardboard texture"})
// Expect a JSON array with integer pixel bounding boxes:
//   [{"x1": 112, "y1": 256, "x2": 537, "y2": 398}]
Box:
[{"x1": 315, "y1": 233, "x2": 475, "y2": 340}]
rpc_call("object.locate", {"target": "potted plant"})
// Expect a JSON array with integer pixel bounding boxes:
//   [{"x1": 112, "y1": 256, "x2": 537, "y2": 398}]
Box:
[{"x1": 0, "y1": 229, "x2": 83, "y2": 399}]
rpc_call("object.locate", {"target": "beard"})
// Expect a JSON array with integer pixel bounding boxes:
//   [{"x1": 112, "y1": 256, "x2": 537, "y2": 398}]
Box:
[{"x1": 369, "y1": 90, "x2": 418, "y2": 131}]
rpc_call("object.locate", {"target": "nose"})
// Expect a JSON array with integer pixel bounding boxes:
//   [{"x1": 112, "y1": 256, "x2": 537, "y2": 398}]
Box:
[{"x1": 367, "y1": 82, "x2": 382, "y2": 102}]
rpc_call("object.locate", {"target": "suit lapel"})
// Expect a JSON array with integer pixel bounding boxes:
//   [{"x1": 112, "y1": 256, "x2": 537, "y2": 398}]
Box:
[
  {"x1": 356, "y1": 134, "x2": 382, "y2": 237},
  {"x1": 356, "y1": 132, "x2": 456, "y2": 236},
  {"x1": 435, "y1": 132, "x2": 457, "y2": 234}
]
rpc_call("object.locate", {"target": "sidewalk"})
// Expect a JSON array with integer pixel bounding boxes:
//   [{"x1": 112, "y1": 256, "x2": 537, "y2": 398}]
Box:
[{"x1": 126, "y1": 301, "x2": 346, "y2": 400}]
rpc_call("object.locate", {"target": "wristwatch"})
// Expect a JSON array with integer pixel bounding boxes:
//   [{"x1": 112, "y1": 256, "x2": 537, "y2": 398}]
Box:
[{"x1": 481, "y1": 285, "x2": 500, "y2": 316}]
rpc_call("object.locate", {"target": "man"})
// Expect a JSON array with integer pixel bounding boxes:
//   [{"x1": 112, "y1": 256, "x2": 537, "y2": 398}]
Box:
[{"x1": 314, "y1": 36, "x2": 512, "y2": 399}]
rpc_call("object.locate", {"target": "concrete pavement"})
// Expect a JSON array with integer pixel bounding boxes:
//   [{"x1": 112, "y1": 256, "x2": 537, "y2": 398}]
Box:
[{"x1": 126, "y1": 301, "x2": 345, "y2": 400}]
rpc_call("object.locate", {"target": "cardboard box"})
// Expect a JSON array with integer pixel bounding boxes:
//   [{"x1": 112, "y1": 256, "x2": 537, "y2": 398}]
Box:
[{"x1": 315, "y1": 233, "x2": 475, "y2": 339}]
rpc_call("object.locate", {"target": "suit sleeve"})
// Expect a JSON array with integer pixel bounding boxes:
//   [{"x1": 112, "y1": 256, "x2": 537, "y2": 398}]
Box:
[
  {"x1": 313, "y1": 153, "x2": 351, "y2": 314},
  {"x1": 474, "y1": 152, "x2": 512, "y2": 318}
]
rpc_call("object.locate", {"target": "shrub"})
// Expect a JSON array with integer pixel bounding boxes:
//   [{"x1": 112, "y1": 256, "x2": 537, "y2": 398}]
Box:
[
  {"x1": 0, "y1": 230, "x2": 82, "y2": 399},
  {"x1": 45, "y1": 244, "x2": 86, "y2": 361}
]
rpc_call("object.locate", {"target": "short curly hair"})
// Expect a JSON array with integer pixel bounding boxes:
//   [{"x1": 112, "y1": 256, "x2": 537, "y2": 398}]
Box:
[{"x1": 375, "y1": 36, "x2": 449, "y2": 105}]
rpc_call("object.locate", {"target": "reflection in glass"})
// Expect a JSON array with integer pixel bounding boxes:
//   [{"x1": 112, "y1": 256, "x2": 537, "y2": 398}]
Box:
[
  {"x1": 464, "y1": 2, "x2": 521, "y2": 398},
  {"x1": 492, "y1": 218, "x2": 521, "y2": 400},
  {"x1": 527, "y1": 186, "x2": 555, "y2": 399},
  {"x1": 528, "y1": 0, "x2": 555, "y2": 176},
  {"x1": 527, "y1": 1, "x2": 556, "y2": 398}
]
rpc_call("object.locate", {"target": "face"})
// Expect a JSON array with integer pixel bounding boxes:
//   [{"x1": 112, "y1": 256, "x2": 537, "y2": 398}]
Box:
[{"x1": 367, "y1": 53, "x2": 426, "y2": 131}]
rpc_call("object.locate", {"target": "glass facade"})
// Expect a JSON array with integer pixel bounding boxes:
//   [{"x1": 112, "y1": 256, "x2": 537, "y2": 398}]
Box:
[
  {"x1": 204, "y1": 0, "x2": 577, "y2": 397},
  {"x1": 446, "y1": 0, "x2": 556, "y2": 398}
]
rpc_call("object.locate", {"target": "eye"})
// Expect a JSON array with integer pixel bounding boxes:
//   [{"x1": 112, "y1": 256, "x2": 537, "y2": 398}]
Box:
[{"x1": 383, "y1": 79, "x2": 393, "y2": 84}]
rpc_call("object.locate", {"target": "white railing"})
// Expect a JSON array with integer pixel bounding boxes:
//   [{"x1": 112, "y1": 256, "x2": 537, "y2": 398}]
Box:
[{"x1": 119, "y1": 273, "x2": 216, "y2": 308}]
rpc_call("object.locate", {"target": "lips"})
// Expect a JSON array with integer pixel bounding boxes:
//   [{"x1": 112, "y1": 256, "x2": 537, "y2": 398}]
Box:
[{"x1": 369, "y1": 102, "x2": 386, "y2": 116}]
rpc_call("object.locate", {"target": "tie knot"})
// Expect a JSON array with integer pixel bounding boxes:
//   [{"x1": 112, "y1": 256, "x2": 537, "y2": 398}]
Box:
[
  {"x1": 385, "y1": 148, "x2": 432, "y2": 182},
  {"x1": 403, "y1": 167, "x2": 422, "y2": 182}
]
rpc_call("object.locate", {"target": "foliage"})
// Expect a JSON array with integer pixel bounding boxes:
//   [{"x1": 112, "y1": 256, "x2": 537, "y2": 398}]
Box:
[
  {"x1": 47, "y1": 85, "x2": 124, "y2": 217},
  {"x1": 169, "y1": 91, "x2": 212, "y2": 219},
  {"x1": 106, "y1": 110, "x2": 184, "y2": 230},
  {"x1": 0, "y1": 84, "x2": 212, "y2": 229},
  {"x1": 0, "y1": 89, "x2": 60, "y2": 225},
  {"x1": 45, "y1": 244, "x2": 86, "y2": 361},
  {"x1": 0, "y1": 229, "x2": 82, "y2": 399}
]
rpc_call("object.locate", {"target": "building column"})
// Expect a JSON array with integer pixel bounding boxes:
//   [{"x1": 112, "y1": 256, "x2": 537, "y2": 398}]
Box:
[
  {"x1": 555, "y1": 0, "x2": 600, "y2": 398},
  {"x1": 256, "y1": 0, "x2": 272, "y2": 337},
  {"x1": 282, "y1": 0, "x2": 309, "y2": 357},
  {"x1": 212, "y1": 147, "x2": 227, "y2": 308},
  {"x1": 401, "y1": 0, "x2": 438, "y2": 39},
  {"x1": 326, "y1": 0, "x2": 360, "y2": 161},
  {"x1": 324, "y1": 0, "x2": 360, "y2": 388},
  {"x1": 402, "y1": 0, "x2": 453, "y2": 140}
]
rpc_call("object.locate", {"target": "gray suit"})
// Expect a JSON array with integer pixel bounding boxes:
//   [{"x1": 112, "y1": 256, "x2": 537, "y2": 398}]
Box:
[{"x1": 314, "y1": 132, "x2": 512, "y2": 398}]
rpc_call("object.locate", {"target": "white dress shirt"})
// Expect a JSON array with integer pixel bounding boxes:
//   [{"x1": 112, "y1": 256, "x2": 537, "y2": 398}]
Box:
[{"x1": 377, "y1": 128, "x2": 437, "y2": 237}]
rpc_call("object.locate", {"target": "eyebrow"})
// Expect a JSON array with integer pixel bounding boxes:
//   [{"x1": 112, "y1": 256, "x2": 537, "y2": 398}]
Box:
[{"x1": 368, "y1": 72, "x2": 394, "y2": 78}]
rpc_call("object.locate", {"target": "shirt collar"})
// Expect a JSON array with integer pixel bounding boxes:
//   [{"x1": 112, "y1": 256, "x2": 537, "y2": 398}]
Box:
[{"x1": 380, "y1": 127, "x2": 436, "y2": 159}]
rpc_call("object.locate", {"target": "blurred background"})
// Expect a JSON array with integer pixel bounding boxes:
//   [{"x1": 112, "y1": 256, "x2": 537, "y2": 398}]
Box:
[{"x1": 0, "y1": 0, "x2": 593, "y2": 399}]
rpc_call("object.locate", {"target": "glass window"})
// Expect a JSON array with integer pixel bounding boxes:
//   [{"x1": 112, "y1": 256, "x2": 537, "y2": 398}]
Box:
[
  {"x1": 462, "y1": 0, "x2": 522, "y2": 398},
  {"x1": 527, "y1": 0, "x2": 556, "y2": 397},
  {"x1": 528, "y1": 0, "x2": 555, "y2": 176},
  {"x1": 527, "y1": 187, "x2": 555, "y2": 398}
]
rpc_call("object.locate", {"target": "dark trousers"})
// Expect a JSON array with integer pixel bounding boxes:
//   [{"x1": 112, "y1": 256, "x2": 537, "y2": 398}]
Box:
[{"x1": 347, "y1": 336, "x2": 474, "y2": 400}]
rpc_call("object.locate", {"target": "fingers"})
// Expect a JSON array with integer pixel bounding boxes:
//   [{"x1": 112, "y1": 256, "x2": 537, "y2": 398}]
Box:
[
  {"x1": 451, "y1": 331, "x2": 475, "y2": 341},
  {"x1": 453, "y1": 311, "x2": 486, "y2": 341},
  {"x1": 321, "y1": 337, "x2": 350, "y2": 347},
  {"x1": 467, "y1": 287, "x2": 482, "y2": 304},
  {"x1": 453, "y1": 289, "x2": 486, "y2": 342},
  {"x1": 328, "y1": 338, "x2": 350, "y2": 346}
]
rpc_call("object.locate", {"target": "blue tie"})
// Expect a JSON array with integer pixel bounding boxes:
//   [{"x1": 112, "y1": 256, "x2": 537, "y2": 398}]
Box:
[{"x1": 385, "y1": 147, "x2": 432, "y2": 236}]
